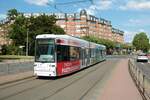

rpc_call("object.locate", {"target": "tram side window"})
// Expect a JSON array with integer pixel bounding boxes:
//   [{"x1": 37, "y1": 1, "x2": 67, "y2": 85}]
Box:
[
  {"x1": 70, "y1": 47, "x2": 80, "y2": 61},
  {"x1": 102, "y1": 50, "x2": 105, "y2": 56},
  {"x1": 91, "y1": 48, "x2": 95, "y2": 58},
  {"x1": 86, "y1": 48, "x2": 90, "y2": 58},
  {"x1": 96, "y1": 48, "x2": 99, "y2": 56},
  {"x1": 57, "y1": 45, "x2": 70, "y2": 62},
  {"x1": 57, "y1": 45, "x2": 80, "y2": 62}
]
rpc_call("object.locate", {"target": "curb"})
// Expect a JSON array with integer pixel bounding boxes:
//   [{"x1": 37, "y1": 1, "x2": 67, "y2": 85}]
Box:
[
  {"x1": 0, "y1": 71, "x2": 34, "y2": 86},
  {"x1": 0, "y1": 75, "x2": 34, "y2": 86},
  {"x1": 128, "y1": 59, "x2": 147, "y2": 100}
]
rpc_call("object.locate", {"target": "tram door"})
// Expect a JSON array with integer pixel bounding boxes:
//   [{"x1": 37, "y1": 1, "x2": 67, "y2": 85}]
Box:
[{"x1": 81, "y1": 48, "x2": 86, "y2": 68}]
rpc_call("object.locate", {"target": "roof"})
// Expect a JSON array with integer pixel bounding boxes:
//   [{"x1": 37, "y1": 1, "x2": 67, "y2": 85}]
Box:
[{"x1": 36, "y1": 34, "x2": 106, "y2": 49}]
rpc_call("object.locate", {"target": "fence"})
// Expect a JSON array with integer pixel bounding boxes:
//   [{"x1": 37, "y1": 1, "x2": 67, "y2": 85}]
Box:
[
  {"x1": 0, "y1": 60, "x2": 34, "y2": 76},
  {"x1": 129, "y1": 59, "x2": 150, "y2": 100}
]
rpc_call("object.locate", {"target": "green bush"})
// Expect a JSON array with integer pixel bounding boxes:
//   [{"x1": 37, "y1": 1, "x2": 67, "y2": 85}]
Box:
[{"x1": 1, "y1": 45, "x2": 20, "y2": 55}]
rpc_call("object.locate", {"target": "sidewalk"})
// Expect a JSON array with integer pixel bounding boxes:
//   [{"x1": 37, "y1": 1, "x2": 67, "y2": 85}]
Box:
[
  {"x1": 0, "y1": 59, "x2": 33, "y2": 64},
  {"x1": 98, "y1": 59, "x2": 143, "y2": 100},
  {"x1": 0, "y1": 71, "x2": 33, "y2": 85}
]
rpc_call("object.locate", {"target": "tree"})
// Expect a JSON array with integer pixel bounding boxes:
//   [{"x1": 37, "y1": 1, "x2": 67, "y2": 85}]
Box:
[
  {"x1": 29, "y1": 15, "x2": 55, "y2": 35},
  {"x1": 28, "y1": 14, "x2": 65, "y2": 37},
  {"x1": 7, "y1": 8, "x2": 20, "y2": 20},
  {"x1": 7, "y1": 9, "x2": 66, "y2": 55},
  {"x1": 51, "y1": 25, "x2": 65, "y2": 34},
  {"x1": 82, "y1": 36, "x2": 116, "y2": 54},
  {"x1": 9, "y1": 15, "x2": 27, "y2": 46},
  {"x1": 82, "y1": 36, "x2": 115, "y2": 49},
  {"x1": 28, "y1": 14, "x2": 66, "y2": 55},
  {"x1": 132, "y1": 32, "x2": 149, "y2": 52}
]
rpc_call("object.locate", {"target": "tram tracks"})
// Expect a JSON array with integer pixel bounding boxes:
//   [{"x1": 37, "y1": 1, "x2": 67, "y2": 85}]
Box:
[
  {"x1": 40, "y1": 61, "x2": 115, "y2": 100},
  {"x1": 79, "y1": 71, "x2": 106, "y2": 100},
  {"x1": 0, "y1": 60, "x2": 118, "y2": 100},
  {"x1": 0, "y1": 78, "x2": 53, "y2": 100},
  {"x1": 0, "y1": 77, "x2": 36, "y2": 90}
]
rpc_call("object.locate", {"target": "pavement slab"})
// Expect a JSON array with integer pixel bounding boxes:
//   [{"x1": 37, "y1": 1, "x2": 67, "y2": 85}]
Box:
[{"x1": 98, "y1": 59, "x2": 143, "y2": 100}]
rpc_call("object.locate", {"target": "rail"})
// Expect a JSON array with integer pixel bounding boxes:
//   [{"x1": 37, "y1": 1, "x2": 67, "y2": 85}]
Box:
[{"x1": 129, "y1": 59, "x2": 150, "y2": 100}]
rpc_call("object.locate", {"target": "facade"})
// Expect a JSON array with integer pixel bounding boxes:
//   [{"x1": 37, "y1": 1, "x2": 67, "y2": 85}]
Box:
[
  {"x1": 0, "y1": 18, "x2": 12, "y2": 49},
  {"x1": 112, "y1": 28, "x2": 124, "y2": 43},
  {"x1": 0, "y1": 26, "x2": 11, "y2": 47},
  {"x1": 53, "y1": 9, "x2": 124, "y2": 43},
  {"x1": 23, "y1": 10, "x2": 124, "y2": 43},
  {"x1": 0, "y1": 9, "x2": 124, "y2": 48},
  {"x1": 0, "y1": 26, "x2": 10, "y2": 53}
]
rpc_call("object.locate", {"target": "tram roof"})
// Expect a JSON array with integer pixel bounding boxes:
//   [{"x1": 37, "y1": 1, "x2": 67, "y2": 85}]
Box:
[
  {"x1": 36, "y1": 34, "x2": 106, "y2": 49},
  {"x1": 36, "y1": 34, "x2": 87, "y2": 43}
]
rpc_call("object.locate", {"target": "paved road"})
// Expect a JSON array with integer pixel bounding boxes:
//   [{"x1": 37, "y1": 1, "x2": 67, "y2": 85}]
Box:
[
  {"x1": 0, "y1": 59, "x2": 119, "y2": 100},
  {"x1": 131, "y1": 54, "x2": 150, "y2": 78},
  {"x1": 106, "y1": 55, "x2": 131, "y2": 59},
  {"x1": 135, "y1": 61, "x2": 150, "y2": 78}
]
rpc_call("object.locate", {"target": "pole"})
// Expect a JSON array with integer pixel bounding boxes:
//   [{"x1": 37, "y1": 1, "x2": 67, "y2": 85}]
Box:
[{"x1": 26, "y1": 29, "x2": 28, "y2": 56}]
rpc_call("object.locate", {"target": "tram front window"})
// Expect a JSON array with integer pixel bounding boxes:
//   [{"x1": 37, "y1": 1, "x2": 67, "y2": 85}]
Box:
[{"x1": 35, "y1": 39, "x2": 55, "y2": 62}]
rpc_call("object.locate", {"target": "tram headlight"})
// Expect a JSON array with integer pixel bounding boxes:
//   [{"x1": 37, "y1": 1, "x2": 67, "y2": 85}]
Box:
[
  {"x1": 34, "y1": 64, "x2": 37, "y2": 67},
  {"x1": 49, "y1": 65, "x2": 55, "y2": 68}
]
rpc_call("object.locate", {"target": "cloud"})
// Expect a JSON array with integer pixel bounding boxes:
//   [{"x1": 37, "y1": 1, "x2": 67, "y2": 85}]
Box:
[
  {"x1": 128, "y1": 18, "x2": 150, "y2": 26},
  {"x1": 124, "y1": 29, "x2": 149, "y2": 43},
  {"x1": 0, "y1": 14, "x2": 7, "y2": 20},
  {"x1": 129, "y1": 19, "x2": 142, "y2": 24},
  {"x1": 25, "y1": 0, "x2": 54, "y2": 6},
  {"x1": 124, "y1": 30, "x2": 136, "y2": 43},
  {"x1": 97, "y1": 0, "x2": 113, "y2": 10},
  {"x1": 85, "y1": 5, "x2": 97, "y2": 15},
  {"x1": 78, "y1": 0, "x2": 113, "y2": 15},
  {"x1": 120, "y1": 1, "x2": 150, "y2": 10}
]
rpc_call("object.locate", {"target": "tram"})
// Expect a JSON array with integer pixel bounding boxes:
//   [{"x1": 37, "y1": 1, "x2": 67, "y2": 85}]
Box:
[{"x1": 34, "y1": 34, "x2": 106, "y2": 77}]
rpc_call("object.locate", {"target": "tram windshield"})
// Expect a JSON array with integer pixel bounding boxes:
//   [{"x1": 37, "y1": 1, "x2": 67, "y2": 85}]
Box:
[{"x1": 35, "y1": 39, "x2": 55, "y2": 62}]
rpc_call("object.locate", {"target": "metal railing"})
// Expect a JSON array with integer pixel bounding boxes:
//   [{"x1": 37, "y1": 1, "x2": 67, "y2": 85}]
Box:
[
  {"x1": 129, "y1": 59, "x2": 150, "y2": 100},
  {"x1": 0, "y1": 60, "x2": 33, "y2": 76}
]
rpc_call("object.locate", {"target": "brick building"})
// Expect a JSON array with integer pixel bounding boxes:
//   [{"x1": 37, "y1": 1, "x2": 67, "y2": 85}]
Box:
[
  {"x1": 23, "y1": 9, "x2": 124, "y2": 43},
  {"x1": 0, "y1": 9, "x2": 124, "y2": 49},
  {"x1": 0, "y1": 24, "x2": 11, "y2": 46},
  {"x1": 0, "y1": 29, "x2": 9, "y2": 52},
  {"x1": 53, "y1": 9, "x2": 124, "y2": 43},
  {"x1": 112, "y1": 28, "x2": 124, "y2": 43}
]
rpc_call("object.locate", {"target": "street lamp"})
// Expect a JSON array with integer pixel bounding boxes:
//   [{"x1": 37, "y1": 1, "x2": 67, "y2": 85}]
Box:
[
  {"x1": 19, "y1": 45, "x2": 25, "y2": 55},
  {"x1": 26, "y1": 28, "x2": 29, "y2": 56}
]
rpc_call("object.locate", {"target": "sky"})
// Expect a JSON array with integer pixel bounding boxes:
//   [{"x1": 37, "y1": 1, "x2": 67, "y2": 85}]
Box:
[{"x1": 0, "y1": 0, "x2": 150, "y2": 43}]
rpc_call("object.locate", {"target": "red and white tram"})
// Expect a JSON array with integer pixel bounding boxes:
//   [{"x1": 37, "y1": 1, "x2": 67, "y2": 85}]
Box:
[{"x1": 34, "y1": 34, "x2": 106, "y2": 77}]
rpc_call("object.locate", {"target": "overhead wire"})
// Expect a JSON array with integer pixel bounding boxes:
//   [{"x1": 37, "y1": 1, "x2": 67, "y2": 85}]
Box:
[
  {"x1": 55, "y1": 0, "x2": 91, "y2": 5},
  {"x1": 46, "y1": 3, "x2": 64, "y2": 13},
  {"x1": 47, "y1": 0, "x2": 93, "y2": 13}
]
